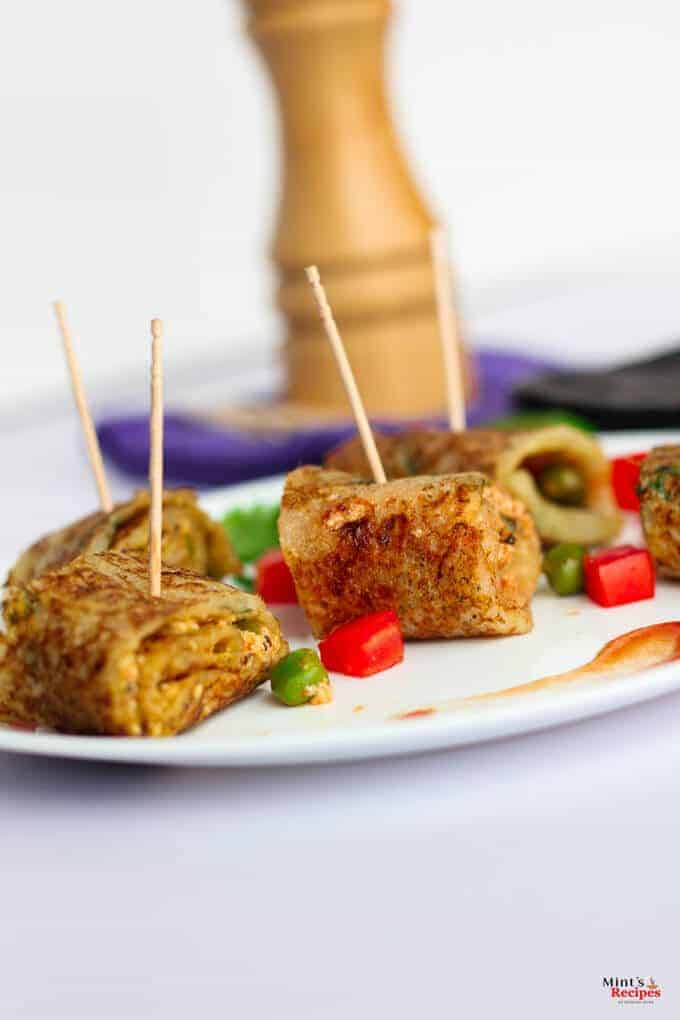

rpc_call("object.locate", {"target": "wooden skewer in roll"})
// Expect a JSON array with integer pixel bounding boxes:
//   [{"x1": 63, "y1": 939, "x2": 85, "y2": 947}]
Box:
[
  {"x1": 52, "y1": 300, "x2": 113, "y2": 512},
  {"x1": 149, "y1": 318, "x2": 164, "y2": 598},
  {"x1": 430, "y1": 227, "x2": 466, "y2": 432},
  {"x1": 305, "y1": 266, "x2": 386, "y2": 485}
]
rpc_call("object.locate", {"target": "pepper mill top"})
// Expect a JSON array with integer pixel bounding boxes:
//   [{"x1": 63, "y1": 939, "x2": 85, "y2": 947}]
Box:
[{"x1": 243, "y1": 0, "x2": 467, "y2": 416}]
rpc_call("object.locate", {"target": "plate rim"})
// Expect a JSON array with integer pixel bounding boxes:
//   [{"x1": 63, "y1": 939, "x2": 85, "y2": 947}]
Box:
[{"x1": 1, "y1": 655, "x2": 679, "y2": 766}]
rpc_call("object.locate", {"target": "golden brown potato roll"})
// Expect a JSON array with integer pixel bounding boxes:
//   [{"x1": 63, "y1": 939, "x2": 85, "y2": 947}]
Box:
[
  {"x1": 279, "y1": 466, "x2": 541, "y2": 640},
  {"x1": 6, "y1": 488, "x2": 238, "y2": 588},
  {"x1": 1, "y1": 552, "x2": 287, "y2": 736}
]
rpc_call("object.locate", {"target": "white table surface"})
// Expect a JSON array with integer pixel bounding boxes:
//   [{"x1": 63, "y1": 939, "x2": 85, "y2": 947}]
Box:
[{"x1": 2, "y1": 366, "x2": 679, "y2": 1019}]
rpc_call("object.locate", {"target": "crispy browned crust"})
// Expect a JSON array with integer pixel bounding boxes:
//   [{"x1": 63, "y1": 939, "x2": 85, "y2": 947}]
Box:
[
  {"x1": 0, "y1": 637, "x2": 24, "y2": 728},
  {"x1": 6, "y1": 489, "x2": 239, "y2": 589},
  {"x1": 279, "y1": 466, "x2": 541, "y2": 640},
  {"x1": 1, "y1": 552, "x2": 287, "y2": 736},
  {"x1": 639, "y1": 446, "x2": 680, "y2": 579},
  {"x1": 325, "y1": 427, "x2": 621, "y2": 546},
  {"x1": 326, "y1": 429, "x2": 510, "y2": 479}
]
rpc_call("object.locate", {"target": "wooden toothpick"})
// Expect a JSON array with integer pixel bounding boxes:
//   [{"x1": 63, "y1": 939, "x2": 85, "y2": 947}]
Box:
[
  {"x1": 149, "y1": 318, "x2": 164, "y2": 598},
  {"x1": 305, "y1": 266, "x2": 387, "y2": 484},
  {"x1": 52, "y1": 300, "x2": 113, "y2": 512},
  {"x1": 430, "y1": 226, "x2": 466, "y2": 432}
]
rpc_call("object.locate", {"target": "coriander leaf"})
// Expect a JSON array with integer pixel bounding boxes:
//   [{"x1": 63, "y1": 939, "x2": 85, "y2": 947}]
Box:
[{"x1": 222, "y1": 504, "x2": 280, "y2": 563}]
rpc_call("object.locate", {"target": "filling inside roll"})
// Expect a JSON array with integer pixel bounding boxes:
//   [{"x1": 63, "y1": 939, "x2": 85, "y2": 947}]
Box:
[
  {"x1": 6, "y1": 488, "x2": 238, "y2": 589},
  {"x1": 1, "y1": 552, "x2": 287, "y2": 737},
  {"x1": 131, "y1": 611, "x2": 277, "y2": 736},
  {"x1": 491, "y1": 426, "x2": 621, "y2": 546}
]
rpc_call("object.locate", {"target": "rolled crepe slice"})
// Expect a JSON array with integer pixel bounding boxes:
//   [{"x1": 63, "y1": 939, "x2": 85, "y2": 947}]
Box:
[
  {"x1": 325, "y1": 426, "x2": 621, "y2": 546},
  {"x1": 279, "y1": 466, "x2": 541, "y2": 640},
  {"x1": 6, "y1": 488, "x2": 239, "y2": 588},
  {"x1": 639, "y1": 445, "x2": 680, "y2": 579},
  {"x1": 1, "y1": 552, "x2": 287, "y2": 736}
]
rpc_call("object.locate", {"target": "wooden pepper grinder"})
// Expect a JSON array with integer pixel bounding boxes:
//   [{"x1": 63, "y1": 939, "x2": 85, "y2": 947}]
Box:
[{"x1": 244, "y1": 0, "x2": 467, "y2": 417}]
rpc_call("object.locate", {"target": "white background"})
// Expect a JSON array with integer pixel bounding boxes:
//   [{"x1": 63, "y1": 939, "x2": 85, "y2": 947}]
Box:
[
  {"x1": 1, "y1": 0, "x2": 680, "y2": 412},
  {"x1": 2, "y1": 5, "x2": 680, "y2": 1017}
]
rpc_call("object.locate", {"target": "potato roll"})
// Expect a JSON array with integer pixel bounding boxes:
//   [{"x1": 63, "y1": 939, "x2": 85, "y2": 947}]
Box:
[
  {"x1": 279, "y1": 466, "x2": 541, "y2": 640},
  {"x1": 7, "y1": 488, "x2": 238, "y2": 588},
  {"x1": 639, "y1": 445, "x2": 680, "y2": 579},
  {"x1": 325, "y1": 426, "x2": 621, "y2": 546},
  {"x1": 1, "y1": 552, "x2": 287, "y2": 736}
]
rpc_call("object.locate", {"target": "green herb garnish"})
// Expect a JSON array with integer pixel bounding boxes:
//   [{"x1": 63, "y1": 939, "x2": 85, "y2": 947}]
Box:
[
  {"x1": 638, "y1": 464, "x2": 680, "y2": 501},
  {"x1": 222, "y1": 504, "x2": 280, "y2": 564}
]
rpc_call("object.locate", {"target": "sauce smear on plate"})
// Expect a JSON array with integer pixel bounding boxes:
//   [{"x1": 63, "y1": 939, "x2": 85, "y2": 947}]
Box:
[
  {"x1": 395, "y1": 623, "x2": 680, "y2": 719},
  {"x1": 487, "y1": 622, "x2": 680, "y2": 701}
]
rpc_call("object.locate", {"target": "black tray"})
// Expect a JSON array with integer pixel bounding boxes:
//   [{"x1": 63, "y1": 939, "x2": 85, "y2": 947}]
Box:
[{"x1": 514, "y1": 346, "x2": 680, "y2": 430}]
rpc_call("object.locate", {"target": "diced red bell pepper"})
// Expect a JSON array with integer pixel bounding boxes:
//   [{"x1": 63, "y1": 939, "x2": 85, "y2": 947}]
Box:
[
  {"x1": 255, "y1": 548, "x2": 298, "y2": 604},
  {"x1": 611, "y1": 452, "x2": 647, "y2": 511},
  {"x1": 583, "y1": 545, "x2": 655, "y2": 607},
  {"x1": 318, "y1": 610, "x2": 404, "y2": 677}
]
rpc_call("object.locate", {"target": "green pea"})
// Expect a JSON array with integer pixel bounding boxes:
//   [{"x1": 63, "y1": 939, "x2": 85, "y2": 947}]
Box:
[
  {"x1": 269, "y1": 649, "x2": 332, "y2": 707},
  {"x1": 543, "y1": 543, "x2": 585, "y2": 596},
  {"x1": 537, "y1": 464, "x2": 586, "y2": 506}
]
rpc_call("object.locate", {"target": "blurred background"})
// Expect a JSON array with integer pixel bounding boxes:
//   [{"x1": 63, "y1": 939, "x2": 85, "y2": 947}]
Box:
[{"x1": 1, "y1": 0, "x2": 680, "y2": 417}]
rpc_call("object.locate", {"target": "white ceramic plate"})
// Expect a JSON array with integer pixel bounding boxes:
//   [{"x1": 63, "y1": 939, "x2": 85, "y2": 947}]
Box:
[{"x1": 1, "y1": 431, "x2": 679, "y2": 766}]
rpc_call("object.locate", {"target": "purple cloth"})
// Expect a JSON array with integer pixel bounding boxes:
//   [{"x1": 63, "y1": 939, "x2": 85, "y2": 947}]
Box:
[{"x1": 97, "y1": 349, "x2": 556, "y2": 487}]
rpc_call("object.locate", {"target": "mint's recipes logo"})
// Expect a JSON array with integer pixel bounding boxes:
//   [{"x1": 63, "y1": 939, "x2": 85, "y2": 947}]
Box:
[{"x1": 603, "y1": 977, "x2": 662, "y2": 1004}]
